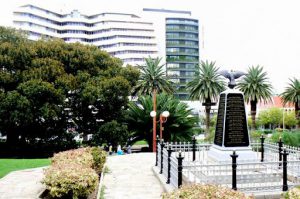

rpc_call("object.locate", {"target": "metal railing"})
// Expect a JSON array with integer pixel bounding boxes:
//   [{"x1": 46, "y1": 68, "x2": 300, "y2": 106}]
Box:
[{"x1": 155, "y1": 138, "x2": 300, "y2": 193}]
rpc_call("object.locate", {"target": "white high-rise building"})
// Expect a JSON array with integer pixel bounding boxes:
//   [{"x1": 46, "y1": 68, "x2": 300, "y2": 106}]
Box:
[{"x1": 13, "y1": 4, "x2": 158, "y2": 66}]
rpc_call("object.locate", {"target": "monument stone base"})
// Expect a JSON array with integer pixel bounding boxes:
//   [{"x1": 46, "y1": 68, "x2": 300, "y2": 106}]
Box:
[{"x1": 208, "y1": 144, "x2": 258, "y2": 163}]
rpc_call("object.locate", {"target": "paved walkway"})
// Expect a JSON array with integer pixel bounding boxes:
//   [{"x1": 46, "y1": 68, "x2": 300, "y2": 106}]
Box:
[
  {"x1": 0, "y1": 167, "x2": 45, "y2": 199},
  {"x1": 103, "y1": 153, "x2": 164, "y2": 199}
]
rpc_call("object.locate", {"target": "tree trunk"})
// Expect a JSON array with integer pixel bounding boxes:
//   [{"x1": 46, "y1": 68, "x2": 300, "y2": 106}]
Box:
[
  {"x1": 152, "y1": 88, "x2": 157, "y2": 152},
  {"x1": 296, "y1": 100, "x2": 300, "y2": 129},
  {"x1": 205, "y1": 106, "x2": 211, "y2": 138},
  {"x1": 250, "y1": 100, "x2": 257, "y2": 130}
]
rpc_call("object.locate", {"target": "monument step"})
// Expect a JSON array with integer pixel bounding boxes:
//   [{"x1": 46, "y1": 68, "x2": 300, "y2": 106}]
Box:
[{"x1": 188, "y1": 172, "x2": 282, "y2": 184}]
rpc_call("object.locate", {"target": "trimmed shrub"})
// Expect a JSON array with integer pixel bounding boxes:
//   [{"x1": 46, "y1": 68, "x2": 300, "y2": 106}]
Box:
[
  {"x1": 284, "y1": 187, "x2": 300, "y2": 199},
  {"x1": 271, "y1": 132, "x2": 300, "y2": 147},
  {"x1": 162, "y1": 184, "x2": 253, "y2": 199},
  {"x1": 51, "y1": 147, "x2": 94, "y2": 168},
  {"x1": 88, "y1": 147, "x2": 107, "y2": 174},
  {"x1": 43, "y1": 163, "x2": 98, "y2": 199},
  {"x1": 250, "y1": 131, "x2": 262, "y2": 141},
  {"x1": 43, "y1": 147, "x2": 107, "y2": 198}
]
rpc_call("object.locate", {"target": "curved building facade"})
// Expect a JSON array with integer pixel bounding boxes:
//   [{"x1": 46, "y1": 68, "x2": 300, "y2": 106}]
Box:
[
  {"x1": 166, "y1": 18, "x2": 199, "y2": 99},
  {"x1": 13, "y1": 4, "x2": 158, "y2": 66}
]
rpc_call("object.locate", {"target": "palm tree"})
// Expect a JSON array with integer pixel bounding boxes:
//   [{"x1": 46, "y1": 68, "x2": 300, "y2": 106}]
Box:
[
  {"x1": 280, "y1": 78, "x2": 300, "y2": 128},
  {"x1": 133, "y1": 57, "x2": 174, "y2": 152},
  {"x1": 187, "y1": 60, "x2": 225, "y2": 137},
  {"x1": 237, "y1": 65, "x2": 273, "y2": 130},
  {"x1": 133, "y1": 57, "x2": 174, "y2": 95},
  {"x1": 126, "y1": 94, "x2": 198, "y2": 147}
]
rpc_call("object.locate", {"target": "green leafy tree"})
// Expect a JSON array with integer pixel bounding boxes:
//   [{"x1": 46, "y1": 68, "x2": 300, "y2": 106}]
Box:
[
  {"x1": 0, "y1": 27, "x2": 139, "y2": 152},
  {"x1": 237, "y1": 65, "x2": 273, "y2": 130},
  {"x1": 126, "y1": 94, "x2": 198, "y2": 146},
  {"x1": 91, "y1": 120, "x2": 129, "y2": 150},
  {"x1": 284, "y1": 111, "x2": 297, "y2": 129},
  {"x1": 187, "y1": 60, "x2": 225, "y2": 137},
  {"x1": 281, "y1": 78, "x2": 300, "y2": 128},
  {"x1": 269, "y1": 108, "x2": 282, "y2": 128},
  {"x1": 257, "y1": 110, "x2": 271, "y2": 129},
  {"x1": 0, "y1": 26, "x2": 26, "y2": 43}
]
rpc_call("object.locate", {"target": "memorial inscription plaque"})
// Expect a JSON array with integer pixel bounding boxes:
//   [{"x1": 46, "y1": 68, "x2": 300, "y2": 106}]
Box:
[{"x1": 224, "y1": 93, "x2": 249, "y2": 147}]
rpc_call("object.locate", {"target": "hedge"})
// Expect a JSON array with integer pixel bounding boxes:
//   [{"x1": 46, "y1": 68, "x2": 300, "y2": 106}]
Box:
[
  {"x1": 162, "y1": 184, "x2": 253, "y2": 199},
  {"x1": 43, "y1": 147, "x2": 106, "y2": 199}
]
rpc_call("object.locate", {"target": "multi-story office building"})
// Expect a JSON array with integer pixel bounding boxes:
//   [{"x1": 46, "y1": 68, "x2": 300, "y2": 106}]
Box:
[
  {"x1": 143, "y1": 8, "x2": 199, "y2": 100},
  {"x1": 13, "y1": 4, "x2": 158, "y2": 66}
]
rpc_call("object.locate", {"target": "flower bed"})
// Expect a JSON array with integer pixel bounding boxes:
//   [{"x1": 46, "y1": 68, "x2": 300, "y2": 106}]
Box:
[
  {"x1": 284, "y1": 187, "x2": 300, "y2": 199},
  {"x1": 43, "y1": 147, "x2": 106, "y2": 199},
  {"x1": 162, "y1": 184, "x2": 253, "y2": 199}
]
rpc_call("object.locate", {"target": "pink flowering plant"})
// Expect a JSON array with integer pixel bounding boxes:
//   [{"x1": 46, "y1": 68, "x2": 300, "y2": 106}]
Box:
[{"x1": 162, "y1": 184, "x2": 253, "y2": 199}]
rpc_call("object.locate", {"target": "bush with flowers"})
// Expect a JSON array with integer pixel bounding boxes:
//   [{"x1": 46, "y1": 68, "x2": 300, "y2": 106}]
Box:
[
  {"x1": 284, "y1": 187, "x2": 300, "y2": 199},
  {"x1": 43, "y1": 147, "x2": 106, "y2": 199},
  {"x1": 162, "y1": 184, "x2": 253, "y2": 199}
]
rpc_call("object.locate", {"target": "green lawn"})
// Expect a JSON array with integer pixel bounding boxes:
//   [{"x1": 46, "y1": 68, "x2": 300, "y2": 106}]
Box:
[
  {"x1": 133, "y1": 140, "x2": 148, "y2": 145},
  {"x1": 0, "y1": 159, "x2": 51, "y2": 179}
]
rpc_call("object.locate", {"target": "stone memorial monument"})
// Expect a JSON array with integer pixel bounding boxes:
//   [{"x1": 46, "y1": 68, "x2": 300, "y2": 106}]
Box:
[{"x1": 208, "y1": 70, "x2": 257, "y2": 162}]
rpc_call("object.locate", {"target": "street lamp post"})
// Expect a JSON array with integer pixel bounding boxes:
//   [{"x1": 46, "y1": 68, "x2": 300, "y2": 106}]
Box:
[
  {"x1": 150, "y1": 110, "x2": 170, "y2": 142},
  {"x1": 159, "y1": 111, "x2": 170, "y2": 139},
  {"x1": 150, "y1": 110, "x2": 157, "y2": 152}
]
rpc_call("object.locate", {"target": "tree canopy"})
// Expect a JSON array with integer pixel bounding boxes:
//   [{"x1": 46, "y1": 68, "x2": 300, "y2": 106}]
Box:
[
  {"x1": 237, "y1": 65, "x2": 273, "y2": 130},
  {"x1": 133, "y1": 57, "x2": 174, "y2": 95},
  {"x1": 280, "y1": 78, "x2": 300, "y2": 128},
  {"x1": 0, "y1": 26, "x2": 139, "y2": 152}
]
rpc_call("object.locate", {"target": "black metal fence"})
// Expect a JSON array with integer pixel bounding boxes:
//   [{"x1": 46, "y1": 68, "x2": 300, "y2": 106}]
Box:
[{"x1": 155, "y1": 137, "x2": 300, "y2": 193}]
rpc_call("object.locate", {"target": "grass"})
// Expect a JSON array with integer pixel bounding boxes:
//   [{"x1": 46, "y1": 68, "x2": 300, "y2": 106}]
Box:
[
  {"x1": 0, "y1": 158, "x2": 51, "y2": 179},
  {"x1": 99, "y1": 185, "x2": 106, "y2": 199},
  {"x1": 133, "y1": 140, "x2": 148, "y2": 145}
]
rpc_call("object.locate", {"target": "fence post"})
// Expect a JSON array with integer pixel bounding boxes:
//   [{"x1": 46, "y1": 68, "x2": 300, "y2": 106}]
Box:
[
  {"x1": 160, "y1": 139, "x2": 165, "y2": 174},
  {"x1": 278, "y1": 137, "x2": 283, "y2": 166},
  {"x1": 166, "y1": 144, "x2": 172, "y2": 184},
  {"x1": 231, "y1": 150, "x2": 238, "y2": 191},
  {"x1": 155, "y1": 135, "x2": 159, "y2": 166},
  {"x1": 260, "y1": 135, "x2": 265, "y2": 162},
  {"x1": 192, "y1": 135, "x2": 196, "y2": 161},
  {"x1": 282, "y1": 148, "x2": 289, "y2": 191},
  {"x1": 177, "y1": 151, "x2": 184, "y2": 188}
]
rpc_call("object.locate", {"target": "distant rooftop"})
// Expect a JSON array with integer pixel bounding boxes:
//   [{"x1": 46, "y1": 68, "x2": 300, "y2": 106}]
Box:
[{"x1": 143, "y1": 8, "x2": 191, "y2": 16}]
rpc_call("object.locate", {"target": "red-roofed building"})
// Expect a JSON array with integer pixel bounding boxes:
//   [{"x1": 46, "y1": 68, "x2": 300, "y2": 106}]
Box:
[{"x1": 245, "y1": 96, "x2": 294, "y2": 115}]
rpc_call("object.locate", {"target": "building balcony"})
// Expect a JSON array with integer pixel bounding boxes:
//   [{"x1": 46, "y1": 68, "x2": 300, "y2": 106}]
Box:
[
  {"x1": 166, "y1": 58, "x2": 198, "y2": 63},
  {"x1": 166, "y1": 43, "x2": 199, "y2": 49},
  {"x1": 167, "y1": 67, "x2": 196, "y2": 71},
  {"x1": 166, "y1": 28, "x2": 198, "y2": 34},
  {"x1": 166, "y1": 20, "x2": 198, "y2": 26},
  {"x1": 166, "y1": 51, "x2": 199, "y2": 56},
  {"x1": 166, "y1": 36, "x2": 198, "y2": 41}
]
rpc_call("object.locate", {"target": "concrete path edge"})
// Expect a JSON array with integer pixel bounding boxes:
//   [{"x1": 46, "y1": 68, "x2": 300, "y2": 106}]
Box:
[{"x1": 152, "y1": 166, "x2": 175, "y2": 193}]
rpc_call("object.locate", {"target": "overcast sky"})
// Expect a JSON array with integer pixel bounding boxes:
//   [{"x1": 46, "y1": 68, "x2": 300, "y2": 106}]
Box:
[{"x1": 0, "y1": 0, "x2": 299, "y2": 94}]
